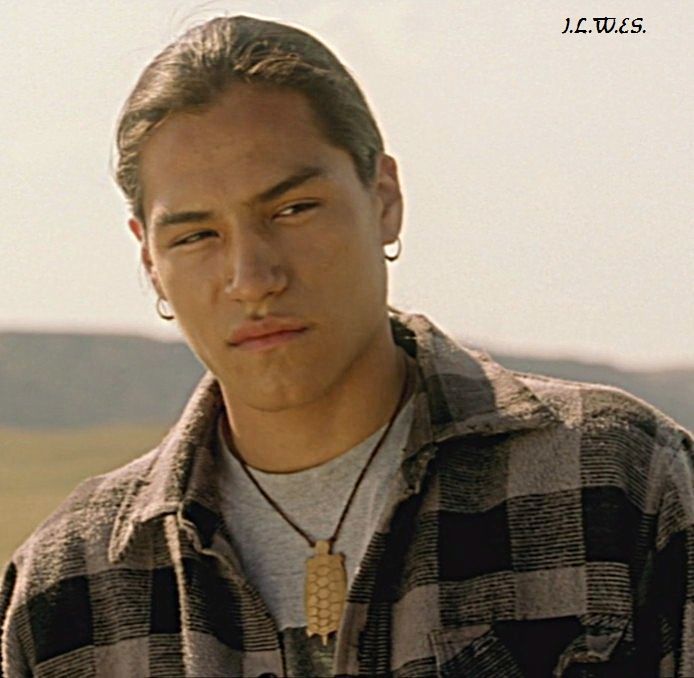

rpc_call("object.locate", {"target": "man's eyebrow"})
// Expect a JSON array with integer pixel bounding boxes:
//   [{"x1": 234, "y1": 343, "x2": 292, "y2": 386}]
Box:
[
  {"x1": 255, "y1": 165, "x2": 326, "y2": 204},
  {"x1": 152, "y1": 210, "x2": 214, "y2": 230},
  {"x1": 152, "y1": 165, "x2": 327, "y2": 231}
]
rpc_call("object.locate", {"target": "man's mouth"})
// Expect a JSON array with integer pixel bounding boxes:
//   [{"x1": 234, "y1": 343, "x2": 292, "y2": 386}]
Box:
[
  {"x1": 228, "y1": 315, "x2": 310, "y2": 351},
  {"x1": 231, "y1": 327, "x2": 308, "y2": 351}
]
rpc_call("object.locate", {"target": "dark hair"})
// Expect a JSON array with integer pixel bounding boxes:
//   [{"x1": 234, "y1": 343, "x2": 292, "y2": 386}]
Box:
[{"x1": 114, "y1": 15, "x2": 384, "y2": 226}]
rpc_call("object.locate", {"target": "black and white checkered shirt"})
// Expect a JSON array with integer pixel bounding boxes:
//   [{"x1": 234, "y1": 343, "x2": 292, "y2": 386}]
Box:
[{"x1": 2, "y1": 312, "x2": 692, "y2": 677}]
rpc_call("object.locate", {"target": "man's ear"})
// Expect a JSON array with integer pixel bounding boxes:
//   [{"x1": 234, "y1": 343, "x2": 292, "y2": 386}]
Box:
[
  {"x1": 128, "y1": 218, "x2": 166, "y2": 299},
  {"x1": 374, "y1": 153, "x2": 403, "y2": 246}
]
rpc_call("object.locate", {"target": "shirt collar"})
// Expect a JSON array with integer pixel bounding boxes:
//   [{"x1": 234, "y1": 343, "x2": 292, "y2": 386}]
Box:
[{"x1": 109, "y1": 311, "x2": 558, "y2": 563}]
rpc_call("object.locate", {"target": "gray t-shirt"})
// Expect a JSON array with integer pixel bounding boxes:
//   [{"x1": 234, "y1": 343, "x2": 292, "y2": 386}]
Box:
[{"x1": 215, "y1": 395, "x2": 414, "y2": 676}]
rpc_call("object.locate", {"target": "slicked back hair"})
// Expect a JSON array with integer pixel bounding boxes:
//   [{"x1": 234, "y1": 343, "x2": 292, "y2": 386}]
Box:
[{"x1": 114, "y1": 15, "x2": 385, "y2": 227}]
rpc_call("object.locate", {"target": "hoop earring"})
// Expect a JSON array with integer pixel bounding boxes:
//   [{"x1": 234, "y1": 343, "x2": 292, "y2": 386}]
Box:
[
  {"x1": 384, "y1": 237, "x2": 402, "y2": 262},
  {"x1": 156, "y1": 297, "x2": 175, "y2": 321}
]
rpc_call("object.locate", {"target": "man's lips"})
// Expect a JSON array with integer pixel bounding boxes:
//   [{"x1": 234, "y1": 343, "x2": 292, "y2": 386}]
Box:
[
  {"x1": 228, "y1": 317, "x2": 309, "y2": 349},
  {"x1": 231, "y1": 328, "x2": 308, "y2": 351}
]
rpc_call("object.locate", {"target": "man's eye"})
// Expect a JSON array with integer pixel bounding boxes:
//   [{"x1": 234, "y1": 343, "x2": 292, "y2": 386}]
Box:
[
  {"x1": 275, "y1": 201, "x2": 318, "y2": 218},
  {"x1": 174, "y1": 231, "x2": 216, "y2": 247}
]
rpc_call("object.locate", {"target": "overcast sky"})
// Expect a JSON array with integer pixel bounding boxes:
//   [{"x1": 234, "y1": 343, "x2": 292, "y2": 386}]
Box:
[{"x1": 1, "y1": 1, "x2": 691, "y2": 369}]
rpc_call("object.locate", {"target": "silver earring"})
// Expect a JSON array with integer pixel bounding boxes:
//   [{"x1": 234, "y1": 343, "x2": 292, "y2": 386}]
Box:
[
  {"x1": 384, "y1": 237, "x2": 402, "y2": 262},
  {"x1": 156, "y1": 297, "x2": 175, "y2": 321}
]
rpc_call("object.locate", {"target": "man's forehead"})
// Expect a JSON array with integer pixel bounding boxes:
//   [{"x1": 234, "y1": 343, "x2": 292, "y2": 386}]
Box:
[
  {"x1": 138, "y1": 89, "x2": 349, "y2": 201},
  {"x1": 145, "y1": 84, "x2": 324, "y2": 150},
  {"x1": 140, "y1": 133, "x2": 355, "y2": 225}
]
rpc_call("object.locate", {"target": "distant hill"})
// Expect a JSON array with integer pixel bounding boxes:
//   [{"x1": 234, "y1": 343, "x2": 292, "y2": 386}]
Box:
[
  {"x1": 0, "y1": 331, "x2": 692, "y2": 432},
  {"x1": 0, "y1": 332, "x2": 205, "y2": 429}
]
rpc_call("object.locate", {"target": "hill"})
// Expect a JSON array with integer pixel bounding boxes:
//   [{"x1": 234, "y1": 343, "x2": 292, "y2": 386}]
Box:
[{"x1": 0, "y1": 331, "x2": 205, "y2": 429}]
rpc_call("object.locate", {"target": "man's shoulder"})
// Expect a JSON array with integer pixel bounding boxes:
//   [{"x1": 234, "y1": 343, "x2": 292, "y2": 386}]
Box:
[
  {"x1": 513, "y1": 367, "x2": 691, "y2": 449},
  {"x1": 434, "y1": 363, "x2": 693, "y2": 559},
  {"x1": 9, "y1": 446, "x2": 161, "y2": 593},
  {"x1": 507, "y1": 368, "x2": 693, "y2": 511}
]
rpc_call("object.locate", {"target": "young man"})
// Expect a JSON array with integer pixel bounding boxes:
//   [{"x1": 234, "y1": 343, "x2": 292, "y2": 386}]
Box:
[{"x1": 2, "y1": 16, "x2": 692, "y2": 678}]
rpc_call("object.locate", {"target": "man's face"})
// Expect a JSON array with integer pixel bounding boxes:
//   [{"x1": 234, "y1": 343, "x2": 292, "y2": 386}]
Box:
[{"x1": 130, "y1": 84, "x2": 402, "y2": 411}]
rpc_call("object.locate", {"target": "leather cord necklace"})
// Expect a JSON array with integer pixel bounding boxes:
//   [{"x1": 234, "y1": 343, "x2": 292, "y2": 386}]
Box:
[{"x1": 228, "y1": 353, "x2": 413, "y2": 646}]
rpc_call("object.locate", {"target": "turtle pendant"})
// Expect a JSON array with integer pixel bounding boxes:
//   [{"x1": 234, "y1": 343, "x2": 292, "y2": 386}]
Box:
[{"x1": 305, "y1": 539, "x2": 347, "y2": 645}]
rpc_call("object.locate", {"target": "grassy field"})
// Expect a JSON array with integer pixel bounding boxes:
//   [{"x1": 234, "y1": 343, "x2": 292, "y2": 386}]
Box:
[{"x1": 0, "y1": 424, "x2": 170, "y2": 568}]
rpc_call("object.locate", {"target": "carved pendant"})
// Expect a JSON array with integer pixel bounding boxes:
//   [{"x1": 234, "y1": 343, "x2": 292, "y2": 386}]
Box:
[{"x1": 305, "y1": 539, "x2": 347, "y2": 645}]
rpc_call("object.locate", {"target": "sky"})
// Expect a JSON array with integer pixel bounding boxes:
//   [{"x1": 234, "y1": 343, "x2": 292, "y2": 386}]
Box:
[{"x1": 0, "y1": 1, "x2": 691, "y2": 369}]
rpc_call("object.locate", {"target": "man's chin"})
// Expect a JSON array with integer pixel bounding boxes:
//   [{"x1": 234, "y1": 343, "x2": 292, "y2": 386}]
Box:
[{"x1": 216, "y1": 363, "x2": 325, "y2": 412}]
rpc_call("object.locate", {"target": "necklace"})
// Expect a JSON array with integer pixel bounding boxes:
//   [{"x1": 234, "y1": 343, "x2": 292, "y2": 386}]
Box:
[{"x1": 227, "y1": 353, "x2": 413, "y2": 646}]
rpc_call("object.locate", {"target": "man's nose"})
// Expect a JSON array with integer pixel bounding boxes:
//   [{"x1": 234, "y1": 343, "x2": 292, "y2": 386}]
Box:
[{"x1": 223, "y1": 227, "x2": 288, "y2": 304}]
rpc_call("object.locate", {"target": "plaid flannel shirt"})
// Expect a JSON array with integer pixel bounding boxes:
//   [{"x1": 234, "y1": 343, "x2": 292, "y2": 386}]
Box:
[{"x1": 1, "y1": 312, "x2": 692, "y2": 677}]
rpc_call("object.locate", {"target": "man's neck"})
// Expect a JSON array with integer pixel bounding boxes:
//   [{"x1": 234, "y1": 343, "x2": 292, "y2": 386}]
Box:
[{"x1": 220, "y1": 321, "x2": 411, "y2": 473}]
